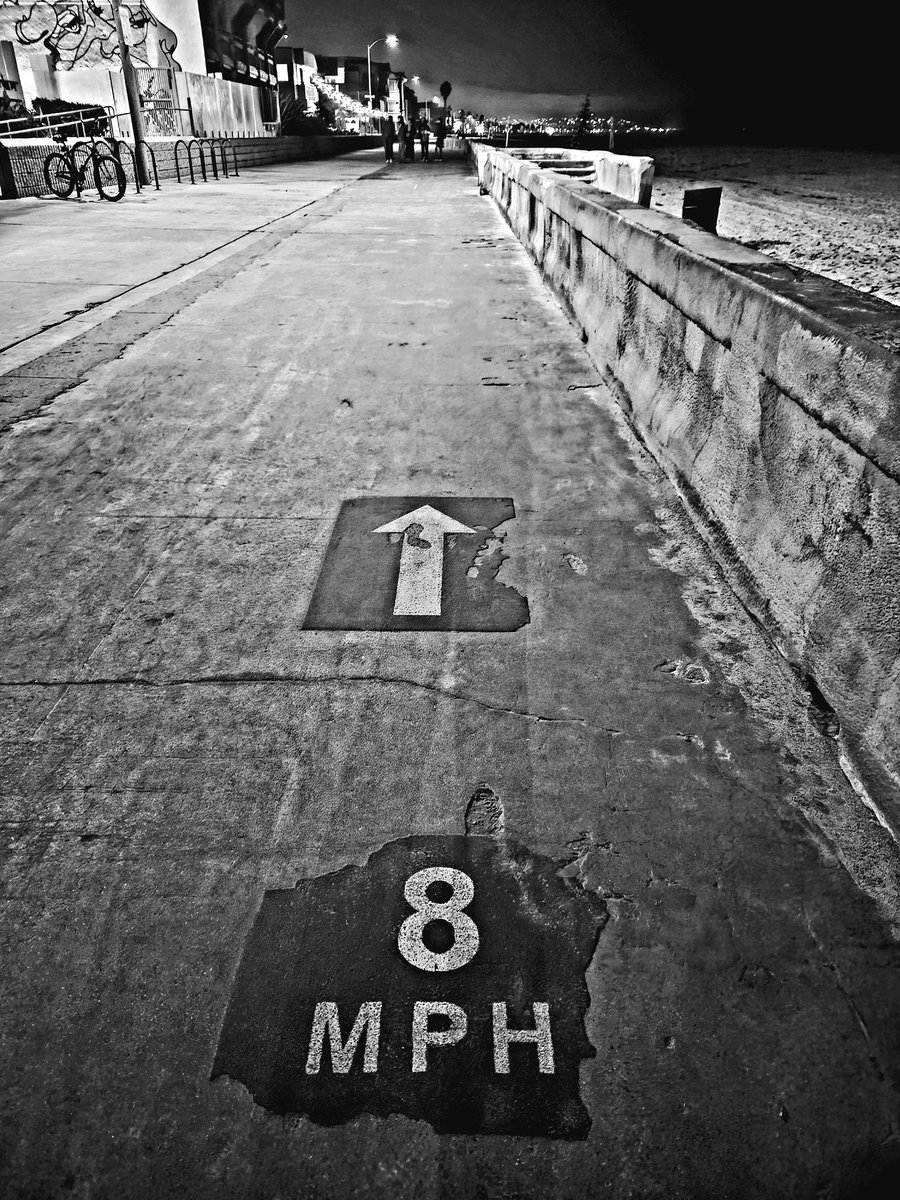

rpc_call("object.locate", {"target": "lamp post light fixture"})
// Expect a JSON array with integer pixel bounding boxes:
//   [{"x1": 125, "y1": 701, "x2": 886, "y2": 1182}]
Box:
[{"x1": 367, "y1": 33, "x2": 399, "y2": 128}]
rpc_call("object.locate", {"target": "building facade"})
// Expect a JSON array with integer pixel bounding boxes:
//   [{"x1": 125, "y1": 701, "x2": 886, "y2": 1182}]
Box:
[{"x1": 0, "y1": 2, "x2": 278, "y2": 138}]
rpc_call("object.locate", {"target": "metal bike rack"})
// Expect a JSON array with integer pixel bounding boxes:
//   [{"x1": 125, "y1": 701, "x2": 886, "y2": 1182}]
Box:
[
  {"x1": 202, "y1": 137, "x2": 239, "y2": 178},
  {"x1": 173, "y1": 137, "x2": 237, "y2": 187},
  {"x1": 218, "y1": 138, "x2": 239, "y2": 177},
  {"x1": 113, "y1": 140, "x2": 141, "y2": 193},
  {"x1": 135, "y1": 140, "x2": 160, "y2": 190},
  {"x1": 204, "y1": 137, "x2": 230, "y2": 177},
  {"x1": 197, "y1": 138, "x2": 219, "y2": 181},
  {"x1": 199, "y1": 137, "x2": 237, "y2": 178},
  {"x1": 174, "y1": 138, "x2": 196, "y2": 184},
  {"x1": 189, "y1": 139, "x2": 207, "y2": 182}
]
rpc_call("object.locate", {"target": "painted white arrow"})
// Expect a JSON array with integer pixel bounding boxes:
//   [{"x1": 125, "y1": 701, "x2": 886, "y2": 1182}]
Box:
[{"x1": 374, "y1": 504, "x2": 477, "y2": 617}]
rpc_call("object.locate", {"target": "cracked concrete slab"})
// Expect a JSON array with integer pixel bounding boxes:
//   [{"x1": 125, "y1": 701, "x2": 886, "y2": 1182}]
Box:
[{"x1": 2, "y1": 153, "x2": 900, "y2": 1198}]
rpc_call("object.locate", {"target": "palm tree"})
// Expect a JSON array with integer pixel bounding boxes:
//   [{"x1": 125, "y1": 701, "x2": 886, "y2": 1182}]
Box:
[{"x1": 575, "y1": 95, "x2": 591, "y2": 147}]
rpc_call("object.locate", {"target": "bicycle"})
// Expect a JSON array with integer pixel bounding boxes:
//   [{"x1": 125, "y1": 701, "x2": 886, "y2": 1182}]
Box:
[{"x1": 43, "y1": 135, "x2": 126, "y2": 202}]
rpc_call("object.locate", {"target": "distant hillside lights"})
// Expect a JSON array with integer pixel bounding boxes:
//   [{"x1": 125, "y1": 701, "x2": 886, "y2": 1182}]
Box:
[{"x1": 480, "y1": 114, "x2": 678, "y2": 138}]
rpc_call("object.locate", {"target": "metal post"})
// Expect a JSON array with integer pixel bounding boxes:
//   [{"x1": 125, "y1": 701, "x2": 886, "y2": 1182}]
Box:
[
  {"x1": 367, "y1": 47, "x2": 374, "y2": 130},
  {"x1": 111, "y1": 0, "x2": 149, "y2": 183}
]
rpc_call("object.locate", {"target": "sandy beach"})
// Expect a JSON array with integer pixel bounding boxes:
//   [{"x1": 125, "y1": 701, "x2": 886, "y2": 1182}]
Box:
[{"x1": 648, "y1": 146, "x2": 900, "y2": 309}]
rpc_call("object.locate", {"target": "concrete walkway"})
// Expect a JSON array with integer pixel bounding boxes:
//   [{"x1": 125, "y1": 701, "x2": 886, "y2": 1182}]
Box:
[
  {"x1": 2, "y1": 152, "x2": 899, "y2": 1198},
  {"x1": 0, "y1": 152, "x2": 387, "y2": 358}
]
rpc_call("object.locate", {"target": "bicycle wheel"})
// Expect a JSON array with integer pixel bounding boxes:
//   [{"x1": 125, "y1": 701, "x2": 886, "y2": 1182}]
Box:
[
  {"x1": 43, "y1": 152, "x2": 75, "y2": 199},
  {"x1": 93, "y1": 153, "x2": 126, "y2": 202}
]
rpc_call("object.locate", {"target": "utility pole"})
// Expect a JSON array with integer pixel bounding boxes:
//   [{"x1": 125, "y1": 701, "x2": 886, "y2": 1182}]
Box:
[{"x1": 111, "y1": 0, "x2": 149, "y2": 182}]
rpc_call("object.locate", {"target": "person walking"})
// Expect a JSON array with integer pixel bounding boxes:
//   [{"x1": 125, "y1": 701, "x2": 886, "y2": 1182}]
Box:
[
  {"x1": 382, "y1": 116, "x2": 396, "y2": 163},
  {"x1": 435, "y1": 120, "x2": 446, "y2": 161},
  {"x1": 405, "y1": 116, "x2": 416, "y2": 161},
  {"x1": 396, "y1": 117, "x2": 408, "y2": 164},
  {"x1": 419, "y1": 119, "x2": 431, "y2": 162}
]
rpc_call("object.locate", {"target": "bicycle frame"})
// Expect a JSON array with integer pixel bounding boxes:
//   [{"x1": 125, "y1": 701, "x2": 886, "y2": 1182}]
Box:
[
  {"x1": 44, "y1": 136, "x2": 126, "y2": 202},
  {"x1": 69, "y1": 138, "x2": 115, "y2": 196}
]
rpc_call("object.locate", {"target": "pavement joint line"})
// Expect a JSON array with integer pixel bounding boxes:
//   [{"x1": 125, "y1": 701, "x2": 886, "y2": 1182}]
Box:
[
  {"x1": 0, "y1": 673, "x2": 616, "y2": 734},
  {"x1": 0, "y1": 233, "x2": 273, "y2": 372},
  {"x1": 83, "y1": 513, "x2": 327, "y2": 520},
  {"x1": 0, "y1": 174, "x2": 372, "y2": 374}
]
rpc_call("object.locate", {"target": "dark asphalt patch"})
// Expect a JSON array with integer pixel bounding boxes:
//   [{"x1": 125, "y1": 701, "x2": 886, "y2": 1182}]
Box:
[
  {"x1": 212, "y1": 834, "x2": 607, "y2": 1138},
  {"x1": 302, "y1": 496, "x2": 529, "y2": 631}
]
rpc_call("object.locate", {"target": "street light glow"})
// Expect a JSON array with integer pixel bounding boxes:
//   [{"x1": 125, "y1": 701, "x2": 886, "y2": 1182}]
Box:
[{"x1": 366, "y1": 34, "x2": 400, "y2": 127}]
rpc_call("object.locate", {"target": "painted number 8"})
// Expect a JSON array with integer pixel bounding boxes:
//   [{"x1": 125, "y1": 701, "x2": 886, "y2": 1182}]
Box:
[{"x1": 397, "y1": 866, "x2": 480, "y2": 972}]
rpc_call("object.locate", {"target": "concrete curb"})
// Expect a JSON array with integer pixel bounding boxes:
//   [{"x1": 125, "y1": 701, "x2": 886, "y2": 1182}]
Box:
[{"x1": 471, "y1": 141, "x2": 900, "y2": 832}]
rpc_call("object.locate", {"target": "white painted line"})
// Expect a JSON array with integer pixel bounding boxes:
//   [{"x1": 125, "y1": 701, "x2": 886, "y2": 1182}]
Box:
[{"x1": 374, "y1": 504, "x2": 476, "y2": 617}]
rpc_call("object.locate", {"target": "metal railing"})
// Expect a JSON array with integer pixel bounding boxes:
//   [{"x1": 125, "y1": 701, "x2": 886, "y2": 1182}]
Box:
[
  {"x1": 0, "y1": 105, "x2": 114, "y2": 141},
  {"x1": 107, "y1": 104, "x2": 194, "y2": 140}
]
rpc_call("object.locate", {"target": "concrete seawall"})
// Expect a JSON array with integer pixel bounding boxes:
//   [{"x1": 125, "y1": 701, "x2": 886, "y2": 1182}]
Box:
[
  {"x1": 470, "y1": 142, "x2": 900, "y2": 830},
  {"x1": 502, "y1": 146, "x2": 655, "y2": 205}
]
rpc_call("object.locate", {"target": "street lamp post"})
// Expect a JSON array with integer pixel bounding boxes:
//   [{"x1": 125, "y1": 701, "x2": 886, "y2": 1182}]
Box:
[{"x1": 366, "y1": 34, "x2": 398, "y2": 131}]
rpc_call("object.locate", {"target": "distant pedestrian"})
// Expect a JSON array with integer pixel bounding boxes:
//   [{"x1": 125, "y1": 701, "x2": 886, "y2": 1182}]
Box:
[
  {"x1": 435, "y1": 121, "x2": 446, "y2": 161},
  {"x1": 419, "y1": 121, "x2": 430, "y2": 162},
  {"x1": 405, "y1": 117, "x2": 416, "y2": 161},
  {"x1": 382, "y1": 116, "x2": 396, "y2": 162},
  {"x1": 397, "y1": 117, "x2": 408, "y2": 164}
]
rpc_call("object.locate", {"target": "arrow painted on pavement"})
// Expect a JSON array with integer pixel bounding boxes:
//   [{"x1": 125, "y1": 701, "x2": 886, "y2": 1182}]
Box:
[{"x1": 374, "y1": 504, "x2": 477, "y2": 616}]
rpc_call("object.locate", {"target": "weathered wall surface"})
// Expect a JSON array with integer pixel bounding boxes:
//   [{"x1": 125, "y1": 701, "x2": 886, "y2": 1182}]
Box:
[
  {"x1": 471, "y1": 142, "x2": 900, "y2": 830},
  {"x1": 222, "y1": 134, "x2": 382, "y2": 169},
  {"x1": 15, "y1": 65, "x2": 269, "y2": 139}
]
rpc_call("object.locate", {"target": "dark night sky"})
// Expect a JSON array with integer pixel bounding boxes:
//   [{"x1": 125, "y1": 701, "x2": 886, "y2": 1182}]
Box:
[{"x1": 285, "y1": 1, "x2": 893, "y2": 142}]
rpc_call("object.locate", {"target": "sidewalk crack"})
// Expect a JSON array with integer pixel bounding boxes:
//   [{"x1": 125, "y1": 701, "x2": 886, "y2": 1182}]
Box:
[{"x1": 6, "y1": 672, "x2": 621, "y2": 739}]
